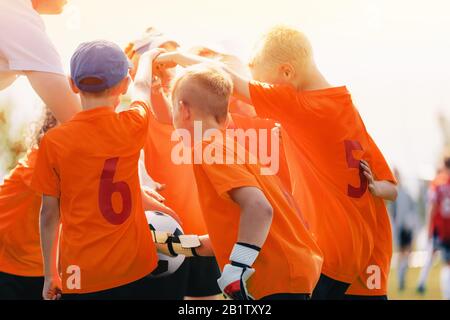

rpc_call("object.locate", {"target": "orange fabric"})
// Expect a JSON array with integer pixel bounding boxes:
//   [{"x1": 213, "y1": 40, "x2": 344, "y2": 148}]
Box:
[
  {"x1": 144, "y1": 111, "x2": 207, "y2": 234},
  {"x1": 193, "y1": 136, "x2": 323, "y2": 299},
  {"x1": 229, "y1": 96, "x2": 257, "y2": 118},
  {"x1": 228, "y1": 113, "x2": 292, "y2": 193},
  {"x1": 31, "y1": 102, "x2": 157, "y2": 294},
  {"x1": 0, "y1": 149, "x2": 43, "y2": 277},
  {"x1": 249, "y1": 81, "x2": 391, "y2": 283},
  {"x1": 346, "y1": 135, "x2": 396, "y2": 296}
]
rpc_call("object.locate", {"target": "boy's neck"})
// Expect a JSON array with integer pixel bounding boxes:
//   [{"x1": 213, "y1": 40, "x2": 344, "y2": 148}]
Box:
[
  {"x1": 199, "y1": 117, "x2": 224, "y2": 132},
  {"x1": 298, "y1": 65, "x2": 332, "y2": 92},
  {"x1": 80, "y1": 96, "x2": 118, "y2": 111}
]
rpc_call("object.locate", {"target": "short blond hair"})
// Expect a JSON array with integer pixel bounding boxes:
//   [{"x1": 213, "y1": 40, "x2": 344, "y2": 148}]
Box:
[
  {"x1": 171, "y1": 64, "x2": 233, "y2": 123},
  {"x1": 250, "y1": 25, "x2": 313, "y2": 72}
]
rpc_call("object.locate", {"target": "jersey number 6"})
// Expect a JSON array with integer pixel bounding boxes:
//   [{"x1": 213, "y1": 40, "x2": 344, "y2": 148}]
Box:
[
  {"x1": 99, "y1": 158, "x2": 132, "y2": 225},
  {"x1": 345, "y1": 140, "x2": 368, "y2": 198}
]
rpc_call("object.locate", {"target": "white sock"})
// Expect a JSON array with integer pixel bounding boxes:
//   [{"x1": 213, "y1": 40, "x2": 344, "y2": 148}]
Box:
[
  {"x1": 418, "y1": 240, "x2": 435, "y2": 287},
  {"x1": 441, "y1": 265, "x2": 450, "y2": 300}
]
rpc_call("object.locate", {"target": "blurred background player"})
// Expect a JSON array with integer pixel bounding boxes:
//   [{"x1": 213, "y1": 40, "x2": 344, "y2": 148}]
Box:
[
  {"x1": 125, "y1": 28, "x2": 222, "y2": 300},
  {"x1": 0, "y1": 108, "x2": 57, "y2": 300},
  {"x1": 171, "y1": 64, "x2": 323, "y2": 300},
  {"x1": 389, "y1": 168, "x2": 419, "y2": 292},
  {"x1": 416, "y1": 166, "x2": 449, "y2": 294},
  {"x1": 31, "y1": 42, "x2": 161, "y2": 300},
  {"x1": 0, "y1": 0, "x2": 80, "y2": 123},
  {"x1": 427, "y1": 157, "x2": 450, "y2": 299}
]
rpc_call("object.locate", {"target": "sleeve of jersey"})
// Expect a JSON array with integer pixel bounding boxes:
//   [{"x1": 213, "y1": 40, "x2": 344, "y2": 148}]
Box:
[
  {"x1": 248, "y1": 80, "x2": 299, "y2": 122},
  {"x1": 367, "y1": 134, "x2": 397, "y2": 185},
  {"x1": 122, "y1": 100, "x2": 152, "y2": 144},
  {"x1": 0, "y1": 12, "x2": 64, "y2": 75},
  {"x1": 30, "y1": 137, "x2": 60, "y2": 197},
  {"x1": 20, "y1": 148, "x2": 40, "y2": 188},
  {"x1": 200, "y1": 161, "x2": 262, "y2": 199}
]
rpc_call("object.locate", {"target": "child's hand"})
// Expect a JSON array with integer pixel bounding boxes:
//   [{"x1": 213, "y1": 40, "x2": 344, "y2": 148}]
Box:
[
  {"x1": 142, "y1": 186, "x2": 165, "y2": 203},
  {"x1": 154, "y1": 51, "x2": 181, "y2": 68},
  {"x1": 42, "y1": 276, "x2": 62, "y2": 300},
  {"x1": 360, "y1": 160, "x2": 381, "y2": 197},
  {"x1": 196, "y1": 235, "x2": 215, "y2": 257}
]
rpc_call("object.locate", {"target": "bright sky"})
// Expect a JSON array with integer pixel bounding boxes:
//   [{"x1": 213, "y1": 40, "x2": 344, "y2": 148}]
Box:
[{"x1": 1, "y1": 0, "x2": 449, "y2": 191}]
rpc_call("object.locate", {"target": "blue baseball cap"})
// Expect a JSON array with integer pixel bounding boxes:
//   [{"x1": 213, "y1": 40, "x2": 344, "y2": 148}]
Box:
[{"x1": 70, "y1": 40, "x2": 132, "y2": 93}]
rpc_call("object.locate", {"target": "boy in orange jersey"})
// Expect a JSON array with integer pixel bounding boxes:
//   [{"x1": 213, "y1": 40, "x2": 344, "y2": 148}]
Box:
[
  {"x1": 31, "y1": 41, "x2": 162, "y2": 300},
  {"x1": 156, "y1": 25, "x2": 398, "y2": 299},
  {"x1": 170, "y1": 64, "x2": 323, "y2": 300},
  {"x1": 0, "y1": 109, "x2": 57, "y2": 300},
  {"x1": 126, "y1": 29, "x2": 223, "y2": 300}
]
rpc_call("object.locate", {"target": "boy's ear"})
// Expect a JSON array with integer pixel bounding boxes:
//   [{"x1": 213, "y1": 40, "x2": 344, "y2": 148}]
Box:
[
  {"x1": 69, "y1": 78, "x2": 80, "y2": 94},
  {"x1": 279, "y1": 63, "x2": 296, "y2": 81},
  {"x1": 120, "y1": 76, "x2": 132, "y2": 95},
  {"x1": 180, "y1": 101, "x2": 191, "y2": 121}
]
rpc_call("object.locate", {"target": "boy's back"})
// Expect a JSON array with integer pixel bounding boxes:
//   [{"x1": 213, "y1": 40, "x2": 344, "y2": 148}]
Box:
[
  {"x1": 33, "y1": 102, "x2": 157, "y2": 294},
  {"x1": 192, "y1": 136, "x2": 323, "y2": 299},
  {"x1": 249, "y1": 83, "x2": 381, "y2": 283},
  {"x1": 31, "y1": 42, "x2": 162, "y2": 298}
]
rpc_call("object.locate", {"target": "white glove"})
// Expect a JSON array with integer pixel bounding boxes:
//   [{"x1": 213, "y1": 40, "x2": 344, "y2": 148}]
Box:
[{"x1": 217, "y1": 243, "x2": 260, "y2": 300}]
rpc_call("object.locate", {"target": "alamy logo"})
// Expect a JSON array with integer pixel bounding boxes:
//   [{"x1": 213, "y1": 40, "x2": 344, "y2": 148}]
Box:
[
  {"x1": 66, "y1": 265, "x2": 81, "y2": 290},
  {"x1": 171, "y1": 121, "x2": 281, "y2": 176},
  {"x1": 366, "y1": 265, "x2": 381, "y2": 290}
]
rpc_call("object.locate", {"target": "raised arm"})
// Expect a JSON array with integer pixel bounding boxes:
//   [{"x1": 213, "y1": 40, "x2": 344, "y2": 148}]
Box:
[
  {"x1": 132, "y1": 49, "x2": 163, "y2": 106},
  {"x1": 156, "y1": 52, "x2": 252, "y2": 103},
  {"x1": 26, "y1": 71, "x2": 81, "y2": 123}
]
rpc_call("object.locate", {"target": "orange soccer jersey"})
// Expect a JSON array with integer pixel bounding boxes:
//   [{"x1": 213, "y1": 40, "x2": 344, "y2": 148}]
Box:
[
  {"x1": 192, "y1": 136, "x2": 323, "y2": 299},
  {"x1": 249, "y1": 82, "x2": 390, "y2": 283},
  {"x1": 0, "y1": 149, "x2": 43, "y2": 277},
  {"x1": 346, "y1": 135, "x2": 396, "y2": 296},
  {"x1": 31, "y1": 102, "x2": 157, "y2": 294},
  {"x1": 228, "y1": 113, "x2": 292, "y2": 193}
]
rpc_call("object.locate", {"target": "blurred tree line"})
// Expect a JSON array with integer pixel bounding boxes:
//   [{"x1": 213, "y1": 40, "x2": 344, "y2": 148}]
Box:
[{"x1": 0, "y1": 101, "x2": 27, "y2": 176}]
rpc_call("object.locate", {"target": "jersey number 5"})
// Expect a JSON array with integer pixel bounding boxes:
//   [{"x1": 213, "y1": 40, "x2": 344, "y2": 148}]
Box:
[
  {"x1": 99, "y1": 158, "x2": 132, "y2": 225},
  {"x1": 345, "y1": 140, "x2": 368, "y2": 198}
]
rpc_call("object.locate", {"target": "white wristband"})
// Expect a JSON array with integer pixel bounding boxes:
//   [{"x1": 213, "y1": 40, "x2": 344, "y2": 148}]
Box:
[{"x1": 230, "y1": 243, "x2": 260, "y2": 267}]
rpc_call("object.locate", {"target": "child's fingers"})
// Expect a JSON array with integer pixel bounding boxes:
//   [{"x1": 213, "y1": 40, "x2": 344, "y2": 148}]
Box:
[
  {"x1": 364, "y1": 171, "x2": 375, "y2": 183},
  {"x1": 360, "y1": 162, "x2": 373, "y2": 176}
]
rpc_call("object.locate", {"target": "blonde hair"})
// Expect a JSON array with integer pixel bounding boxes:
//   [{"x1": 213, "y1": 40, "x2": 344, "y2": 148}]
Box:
[
  {"x1": 250, "y1": 25, "x2": 313, "y2": 72},
  {"x1": 171, "y1": 64, "x2": 233, "y2": 123}
]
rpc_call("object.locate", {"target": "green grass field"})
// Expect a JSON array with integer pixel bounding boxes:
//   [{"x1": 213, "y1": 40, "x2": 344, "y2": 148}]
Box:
[{"x1": 388, "y1": 264, "x2": 442, "y2": 300}]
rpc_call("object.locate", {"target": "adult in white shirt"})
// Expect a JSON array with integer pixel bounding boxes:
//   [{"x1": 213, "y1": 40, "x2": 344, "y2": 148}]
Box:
[{"x1": 0, "y1": 0, "x2": 80, "y2": 123}]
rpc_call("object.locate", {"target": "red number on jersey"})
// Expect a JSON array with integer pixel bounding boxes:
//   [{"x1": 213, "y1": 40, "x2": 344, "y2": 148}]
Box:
[
  {"x1": 345, "y1": 140, "x2": 368, "y2": 198},
  {"x1": 98, "y1": 158, "x2": 132, "y2": 225}
]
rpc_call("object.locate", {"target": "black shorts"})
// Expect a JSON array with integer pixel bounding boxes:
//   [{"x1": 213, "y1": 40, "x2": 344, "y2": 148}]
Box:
[
  {"x1": 0, "y1": 271, "x2": 44, "y2": 300},
  {"x1": 311, "y1": 274, "x2": 350, "y2": 300},
  {"x1": 344, "y1": 295, "x2": 388, "y2": 301},
  {"x1": 440, "y1": 241, "x2": 450, "y2": 263},
  {"x1": 138, "y1": 256, "x2": 222, "y2": 300},
  {"x1": 63, "y1": 274, "x2": 153, "y2": 300},
  {"x1": 398, "y1": 228, "x2": 413, "y2": 249}
]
